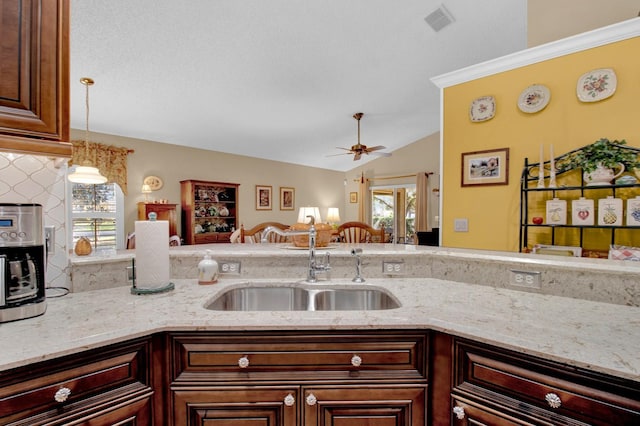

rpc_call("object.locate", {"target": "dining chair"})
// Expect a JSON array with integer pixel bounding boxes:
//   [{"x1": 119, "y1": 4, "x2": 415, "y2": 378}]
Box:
[
  {"x1": 336, "y1": 221, "x2": 384, "y2": 243},
  {"x1": 240, "y1": 222, "x2": 291, "y2": 243}
]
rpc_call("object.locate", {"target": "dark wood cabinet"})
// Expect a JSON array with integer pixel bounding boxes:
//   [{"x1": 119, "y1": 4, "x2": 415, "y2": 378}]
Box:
[
  {"x1": 180, "y1": 180, "x2": 239, "y2": 244},
  {"x1": 138, "y1": 202, "x2": 178, "y2": 237},
  {"x1": 168, "y1": 330, "x2": 428, "y2": 425},
  {"x1": 0, "y1": 337, "x2": 155, "y2": 425},
  {"x1": 449, "y1": 338, "x2": 640, "y2": 425},
  {"x1": 0, "y1": 0, "x2": 72, "y2": 158}
]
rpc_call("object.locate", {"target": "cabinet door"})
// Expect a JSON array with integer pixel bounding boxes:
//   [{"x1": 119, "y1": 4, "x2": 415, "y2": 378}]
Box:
[
  {"x1": 302, "y1": 385, "x2": 426, "y2": 425},
  {"x1": 0, "y1": 0, "x2": 71, "y2": 156},
  {"x1": 172, "y1": 387, "x2": 298, "y2": 426}
]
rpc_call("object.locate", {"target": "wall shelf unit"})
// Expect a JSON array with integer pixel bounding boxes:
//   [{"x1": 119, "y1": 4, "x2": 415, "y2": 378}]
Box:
[{"x1": 519, "y1": 145, "x2": 640, "y2": 255}]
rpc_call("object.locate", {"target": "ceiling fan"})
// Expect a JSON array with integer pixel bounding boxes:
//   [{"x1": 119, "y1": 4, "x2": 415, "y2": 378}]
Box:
[{"x1": 332, "y1": 112, "x2": 392, "y2": 161}]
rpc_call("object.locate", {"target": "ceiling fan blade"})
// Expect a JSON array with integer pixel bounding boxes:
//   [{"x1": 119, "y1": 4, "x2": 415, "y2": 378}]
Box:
[
  {"x1": 326, "y1": 152, "x2": 353, "y2": 157},
  {"x1": 365, "y1": 145, "x2": 387, "y2": 152},
  {"x1": 353, "y1": 152, "x2": 362, "y2": 161},
  {"x1": 336, "y1": 147, "x2": 353, "y2": 151},
  {"x1": 369, "y1": 151, "x2": 392, "y2": 157}
]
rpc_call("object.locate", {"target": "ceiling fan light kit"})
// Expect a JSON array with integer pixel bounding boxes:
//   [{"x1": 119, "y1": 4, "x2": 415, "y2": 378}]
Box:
[{"x1": 333, "y1": 112, "x2": 392, "y2": 161}]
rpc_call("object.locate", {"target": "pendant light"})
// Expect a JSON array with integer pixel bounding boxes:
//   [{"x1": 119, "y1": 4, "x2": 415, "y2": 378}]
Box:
[{"x1": 68, "y1": 77, "x2": 108, "y2": 184}]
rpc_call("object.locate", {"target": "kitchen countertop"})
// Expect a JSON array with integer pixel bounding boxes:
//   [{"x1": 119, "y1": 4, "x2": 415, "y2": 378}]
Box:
[{"x1": 1, "y1": 277, "x2": 638, "y2": 382}]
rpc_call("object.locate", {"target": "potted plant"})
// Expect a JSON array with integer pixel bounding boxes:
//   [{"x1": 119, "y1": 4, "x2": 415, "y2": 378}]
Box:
[{"x1": 567, "y1": 138, "x2": 640, "y2": 185}]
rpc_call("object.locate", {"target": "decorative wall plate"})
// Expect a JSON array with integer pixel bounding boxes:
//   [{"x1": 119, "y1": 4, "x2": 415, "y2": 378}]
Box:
[
  {"x1": 143, "y1": 175, "x2": 163, "y2": 191},
  {"x1": 517, "y1": 84, "x2": 551, "y2": 113},
  {"x1": 577, "y1": 68, "x2": 617, "y2": 102},
  {"x1": 469, "y1": 96, "x2": 496, "y2": 122}
]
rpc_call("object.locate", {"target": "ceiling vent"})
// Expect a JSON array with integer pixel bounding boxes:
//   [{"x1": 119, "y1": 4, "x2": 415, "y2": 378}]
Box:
[{"x1": 424, "y1": 4, "x2": 455, "y2": 32}]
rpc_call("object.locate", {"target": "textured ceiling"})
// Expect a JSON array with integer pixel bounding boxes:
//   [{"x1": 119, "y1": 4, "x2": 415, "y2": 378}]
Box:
[{"x1": 70, "y1": 0, "x2": 527, "y2": 172}]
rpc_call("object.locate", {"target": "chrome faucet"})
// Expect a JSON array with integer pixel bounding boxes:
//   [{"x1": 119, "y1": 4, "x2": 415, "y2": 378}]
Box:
[
  {"x1": 262, "y1": 216, "x2": 331, "y2": 283},
  {"x1": 351, "y1": 248, "x2": 365, "y2": 283}
]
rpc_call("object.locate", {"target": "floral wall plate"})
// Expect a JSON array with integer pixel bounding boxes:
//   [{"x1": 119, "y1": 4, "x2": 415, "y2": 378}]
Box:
[
  {"x1": 577, "y1": 68, "x2": 617, "y2": 102},
  {"x1": 517, "y1": 84, "x2": 551, "y2": 113},
  {"x1": 469, "y1": 96, "x2": 495, "y2": 122},
  {"x1": 143, "y1": 175, "x2": 163, "y2": 190}
]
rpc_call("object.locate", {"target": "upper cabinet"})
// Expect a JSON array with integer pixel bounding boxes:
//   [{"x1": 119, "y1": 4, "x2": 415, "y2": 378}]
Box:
[{"x1": 0, "y1": 0, "x2": 72, "y2": 157}]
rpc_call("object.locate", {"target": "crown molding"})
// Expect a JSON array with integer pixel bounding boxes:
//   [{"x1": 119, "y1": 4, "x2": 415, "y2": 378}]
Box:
[{"x1": 431, "y1": 17, "x2": 640, "y2": 89}]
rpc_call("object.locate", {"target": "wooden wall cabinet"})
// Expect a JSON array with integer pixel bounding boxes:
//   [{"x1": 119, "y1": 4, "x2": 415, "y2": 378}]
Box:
[
  {"x1": 168, "y1": 330, "x2": 428, "y2": 425},
  {"x1": 0, "y1": 337, "x2": 156, "y2": 425},
  {"x1": 0, "y1": 0, "x2": 72, "y2": 158},
  {"x1": 180, "y1": 180, "x2": 239, "y2": 244},
  {"x1": 138, "y1": 202, "x2": 178, "y2": 237}
]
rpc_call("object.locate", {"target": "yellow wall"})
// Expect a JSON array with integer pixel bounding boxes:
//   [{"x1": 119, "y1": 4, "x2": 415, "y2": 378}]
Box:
[{"x1": 442, "y1": 37, "x2": 640, "y2": 251}]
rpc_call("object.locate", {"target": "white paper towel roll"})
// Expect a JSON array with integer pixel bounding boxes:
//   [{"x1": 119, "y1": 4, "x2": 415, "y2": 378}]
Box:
[{"x1": 135, "y1": 220, "x2": 170, "y2": 290}]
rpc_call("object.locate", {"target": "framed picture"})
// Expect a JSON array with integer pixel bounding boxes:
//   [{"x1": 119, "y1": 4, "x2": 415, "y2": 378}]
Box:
[
  {"x1": 280, "y1": 187, "x2": 295, "y2": 210},
  {"x1": 255, "y1": 185, "x2": 272, "y2": 210},
  {"x1": 461, "y1": 148, "x2": 509, "y2": 187},
  {"x1": 349, "y1": 192, "x2": 358, "y2": 203}
]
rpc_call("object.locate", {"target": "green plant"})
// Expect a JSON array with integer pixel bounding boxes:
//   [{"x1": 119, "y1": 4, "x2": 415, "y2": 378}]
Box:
[{"x1": 567, "y1": 138, "x2": 640, "y2": 174}]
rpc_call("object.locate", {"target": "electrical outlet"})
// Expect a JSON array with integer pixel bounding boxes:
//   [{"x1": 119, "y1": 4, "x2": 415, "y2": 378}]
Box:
[
  {"x1": 382, "y1": 261, "x2": 405, "y2": 276},
  {"x1": 44, "y1": 225, "x2": 55, "y2": 255},
  {"x1": 219, "y1": 261, "x2": 241, "y2": 274},
  {"x1": 509, "y1": 270, "x2": 541, "y2": 289}
]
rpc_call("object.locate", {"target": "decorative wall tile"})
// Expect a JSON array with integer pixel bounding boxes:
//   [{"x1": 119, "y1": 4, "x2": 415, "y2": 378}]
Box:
[{"x1": 0, "y1": 153, "x2": 70, "y2": 290}]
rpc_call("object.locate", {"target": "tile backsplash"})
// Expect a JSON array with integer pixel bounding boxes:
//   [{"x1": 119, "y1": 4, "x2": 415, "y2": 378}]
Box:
[{"x1": 0, "y1": 153, "x2": 70, "y2": 289}]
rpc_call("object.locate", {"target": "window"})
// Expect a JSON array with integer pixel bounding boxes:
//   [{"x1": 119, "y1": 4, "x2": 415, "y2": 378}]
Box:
[
  {"x1": 68, "y1": 182, "x2": 125, "y2": 252},
  {"x1": 371, "y1": 184, "x2": 416, "y2": 244}
]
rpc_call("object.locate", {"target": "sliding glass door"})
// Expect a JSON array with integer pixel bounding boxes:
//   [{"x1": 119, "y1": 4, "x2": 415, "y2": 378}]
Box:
[{"x1": 371, "y1": 184, "x2": 416, "y2": 243}]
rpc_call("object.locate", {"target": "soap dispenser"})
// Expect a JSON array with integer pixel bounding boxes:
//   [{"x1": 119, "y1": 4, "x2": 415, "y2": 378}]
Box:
[{"x1": 198, "y1": 250, "x2": 219, "y2": 285}]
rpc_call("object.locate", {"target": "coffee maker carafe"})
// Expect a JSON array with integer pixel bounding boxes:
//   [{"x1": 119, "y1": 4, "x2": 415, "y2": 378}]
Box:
[{"x1": 0, "y1": 203, "x2": 46, "y2": 323}]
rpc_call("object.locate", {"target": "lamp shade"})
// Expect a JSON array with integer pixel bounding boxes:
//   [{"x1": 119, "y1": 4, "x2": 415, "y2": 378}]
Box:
[
  {"x1": 68, "y1": 165, "x2": 108, "y2": 184},
  {"x1": 326, "y1": 207, "x2": 340, "y2": 223},
  {"x1": 141, "y1": 184, "x2": 152, "y2": 193},
  {"x1": 297, "y1": 207, "x2": 321, "y2": 224}
]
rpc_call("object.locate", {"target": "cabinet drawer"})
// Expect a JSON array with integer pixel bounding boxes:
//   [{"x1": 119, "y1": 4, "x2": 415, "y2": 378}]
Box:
[
  {"x1": 453, "y1": 339, "x2": 640, "y2": 425},
  {"x1": 0, "y1": 338, "x2": 151, "y2": 424},
  {"x1": 170, "y1": 331, "x2": 428, "y2": 383}
]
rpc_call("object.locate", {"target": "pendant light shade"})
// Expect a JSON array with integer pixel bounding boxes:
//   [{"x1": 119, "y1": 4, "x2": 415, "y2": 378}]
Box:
[{"x1": 68, "y1": 77, "x2": 108, "y2": 184}]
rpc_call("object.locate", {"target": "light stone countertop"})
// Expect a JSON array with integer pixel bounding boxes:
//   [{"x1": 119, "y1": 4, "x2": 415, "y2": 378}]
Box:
[
  {"x1": 1, "y1": 277, "x2": 638, "y2": 383},
  {"x1": 70, "y1": 243, "x2": 640, "y2": 274}
]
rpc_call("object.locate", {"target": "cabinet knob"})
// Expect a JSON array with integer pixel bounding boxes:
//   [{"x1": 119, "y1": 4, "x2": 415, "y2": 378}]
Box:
[
  {"x1": 238, "y1": 356, "x2": 249, "y2": 368},
  {"x1": 452, "y1": 405, "x2": 465, "y2": 419},
  {"x1": 305, "y1": 393, "x2": 317, "y2": 406},
  {"x1": 284, "y1": 393, "x2": 295, "y2": 406},
  {"x1": 351, "y1": 354, "x2": 362, "y2": 367},
  {"x1": 54, "y1": 387, "x2": 71, "y2": 403},
  {"x1": 545, "y1": 392, "x2": 562, "y2": 409}
]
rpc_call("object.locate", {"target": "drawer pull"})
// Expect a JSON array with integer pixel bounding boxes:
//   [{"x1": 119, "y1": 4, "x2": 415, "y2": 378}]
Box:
[
  {"x1": 284, "y1": 393, "x2": 295, "y2": 406},
  {"x1": 351, "y1": 354, "x2": 362, "y2": 367},
  {"x1": 306, "y1": 393, "x2": 317, "y2": 406},
  {"x1": 545, "y1": 392, "x2": 562, "y2": 409},
  {"x1": 453, "y1": 406, "x2": 465, "y2": 419},
  {"x1": 54, "y1": 387, "x2": 71, "y2": 403},
  {"x1": 238, "y1": 356, "x2": 249, "y2": 368}
]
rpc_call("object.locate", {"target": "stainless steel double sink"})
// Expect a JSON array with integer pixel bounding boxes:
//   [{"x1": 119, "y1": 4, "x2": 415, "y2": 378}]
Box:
[{"x1": 205, "y1": 283, "x2": 400, "y2": 311}]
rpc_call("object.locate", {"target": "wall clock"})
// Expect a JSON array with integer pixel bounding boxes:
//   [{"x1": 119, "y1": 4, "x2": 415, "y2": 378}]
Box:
[{"x1": 143, "y1": 175, "x2": 163, "y2": 191}]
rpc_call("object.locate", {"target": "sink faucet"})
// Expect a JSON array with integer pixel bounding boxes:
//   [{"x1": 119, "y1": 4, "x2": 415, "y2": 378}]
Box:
[{"x1": 262, "y1": 216, "x2": 331, "y2": 283}]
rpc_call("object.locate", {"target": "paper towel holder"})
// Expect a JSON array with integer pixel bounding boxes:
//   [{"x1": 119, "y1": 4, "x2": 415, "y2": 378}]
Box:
[{"x1": 130, "y1": 258, "x2": 175, "y2": 295}]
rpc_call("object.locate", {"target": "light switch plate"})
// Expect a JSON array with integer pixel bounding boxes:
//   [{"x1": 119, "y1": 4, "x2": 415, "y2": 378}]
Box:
[{"x1": 454, "y1": 218, "x2": 468, "y2": 232}]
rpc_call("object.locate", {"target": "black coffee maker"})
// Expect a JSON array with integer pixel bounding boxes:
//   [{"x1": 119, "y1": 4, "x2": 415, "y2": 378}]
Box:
[{"x1": 0, "y1": 203, "x2": 46, "y2": 323}]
